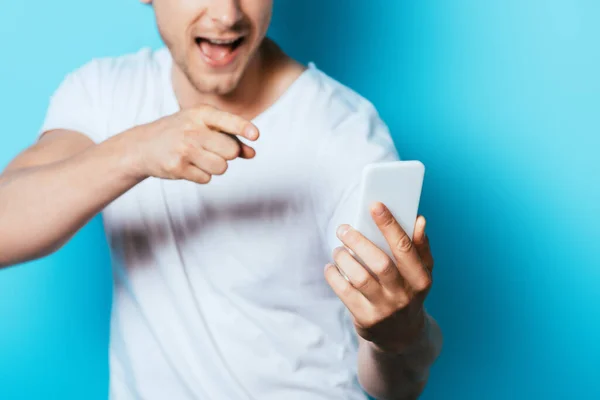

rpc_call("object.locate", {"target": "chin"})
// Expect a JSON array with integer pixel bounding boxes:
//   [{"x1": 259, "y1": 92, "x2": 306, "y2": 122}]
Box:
[{"x1": 192, "y1": 74, "x2": 241, "y2": 96}]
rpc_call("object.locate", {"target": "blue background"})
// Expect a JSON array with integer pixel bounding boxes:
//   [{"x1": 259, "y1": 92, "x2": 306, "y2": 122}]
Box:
[{"x1": 1, "y1": 1, "x2": 599, "y2": 399}]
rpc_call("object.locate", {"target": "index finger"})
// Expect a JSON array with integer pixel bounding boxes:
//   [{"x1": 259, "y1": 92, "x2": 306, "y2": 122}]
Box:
[
  {"x1": 371, "y1": 202, "x2": 431, "y2": 292},
  {"x1": 191, "y1": 106, "x2": 259, "y2": 141}
]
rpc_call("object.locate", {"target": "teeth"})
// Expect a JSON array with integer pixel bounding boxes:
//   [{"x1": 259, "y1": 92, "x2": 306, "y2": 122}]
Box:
[{"x1": 207, "y1": 38, "x2": 238, "y2": 45}]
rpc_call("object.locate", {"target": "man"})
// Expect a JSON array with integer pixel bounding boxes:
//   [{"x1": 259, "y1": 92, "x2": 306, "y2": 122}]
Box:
[{"x1": 0, "y1": 1, "x2": 442, "y2": 399}]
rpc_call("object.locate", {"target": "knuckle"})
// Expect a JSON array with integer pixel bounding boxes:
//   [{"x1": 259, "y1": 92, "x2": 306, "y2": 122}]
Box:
[
  {"x1": 353, "y1": 273, "x2": 373, "y2": 291},
  {"x1": 395, "y1": 293, "x2": 411, "y2": 309},
  {"x1": 413, "y1": 275, "x2": 432, "y2": 293},
  {"x1": 164, "y1": 156, "x2": 183, "y2": 175},
  {"x1": 223, "y1": 144, "x2": 241, "y2": 160},
  {"x1": 340, "y1": 281, "x2": 355, "y2": 297},
  {"x1": 372, "y1": 257, "x2": 394, "y2": 275},
  {"x1": 381, "y1": 214, "x2": 396, "y2": 229},
  {"x1": 394, "y1": 234, "x2": 413, "y2": 253},
  {"x1": 180, "y1": 117, "x2": 196, "y2": 132},
  {"x1": 179, "y1": 141, "x2": 195, "y2": 160},
  {"x1": 214, "y1": 160, "x2": 228, "y2": 175},
  {"x1": 198, "y1": 173, "x2": 212, "y2": 184}
]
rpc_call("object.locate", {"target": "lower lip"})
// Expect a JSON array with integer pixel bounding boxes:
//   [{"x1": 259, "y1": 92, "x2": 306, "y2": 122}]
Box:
[{"x1": 197, "y1": 41, "x2": 244, "y2": 68}]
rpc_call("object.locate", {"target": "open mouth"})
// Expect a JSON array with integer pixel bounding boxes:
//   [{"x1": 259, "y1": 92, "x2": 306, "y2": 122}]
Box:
[{"x1": 195, "y1": 36, "x2": 246, "y2": 67}]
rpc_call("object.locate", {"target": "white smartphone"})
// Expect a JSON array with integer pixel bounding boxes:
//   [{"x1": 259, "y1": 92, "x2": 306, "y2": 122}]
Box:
[{"x1": 354, "y1": 160, "x2": 425, "y2": 261}]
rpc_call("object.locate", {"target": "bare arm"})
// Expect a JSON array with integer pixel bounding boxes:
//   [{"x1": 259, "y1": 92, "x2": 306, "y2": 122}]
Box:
[
  {"x1": 357, "y1": 314, "x2": 443, "y2": 399},
  {"x1": 0, "y1": 106, "x2": 260, "y2": 268},
  {"x1": 0, "y1": 130, "x2": 142, "y2": 267}
]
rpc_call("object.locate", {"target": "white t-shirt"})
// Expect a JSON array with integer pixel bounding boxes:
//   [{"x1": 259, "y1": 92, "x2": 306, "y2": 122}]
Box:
[{"x1": 41, "y1": 47, "x2": 399, "y2": 400}]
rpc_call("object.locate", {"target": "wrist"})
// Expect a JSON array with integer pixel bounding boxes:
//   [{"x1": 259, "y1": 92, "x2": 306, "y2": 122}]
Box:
[
  {"x1": 107, "y1": 127, "x2": 149, "y2": 183},
  {"x1": 366, "y1": 314, "x2": 435, "y2": 382},
  {"x1": 371, "y1": 312, "x2": 430, "y2": 357}
]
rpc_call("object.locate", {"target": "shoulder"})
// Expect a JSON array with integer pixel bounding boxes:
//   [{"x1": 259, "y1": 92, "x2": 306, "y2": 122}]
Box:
[
  {"x1": 41, "y1": 48, "x2": 171, "y2": 142},
  {"x1": 297, "y1": 65, "x2": 398, "y2": 161},
  {"x1": 298, "y1": 64, "x2": 384, "y2": 133},
  {"x1": 65, "y1": 47, "x2": 169, "y2": 105},
  {"x1": 69, "y1": 47, "x2": 167, "y2": 85},
  {"x1": 64, "y1": 47, "x2": 171, "y2": 131}
]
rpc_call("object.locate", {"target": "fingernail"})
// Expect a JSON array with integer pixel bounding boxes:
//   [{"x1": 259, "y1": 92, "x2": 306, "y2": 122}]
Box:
[
  {"x1": 372, "y1": 202, "x2": 386, "y2": 216},
  {"x1": 244, "y1": 125, "x2": 258, "y2": 140},
  {"x1": 337, "y1": 224, "x2": 351, "y2": 237}
]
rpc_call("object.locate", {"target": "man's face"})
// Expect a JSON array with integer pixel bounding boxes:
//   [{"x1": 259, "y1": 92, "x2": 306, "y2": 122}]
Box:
[{"x1": 148, "y1": 0, "x2": 273, "y2": 95}]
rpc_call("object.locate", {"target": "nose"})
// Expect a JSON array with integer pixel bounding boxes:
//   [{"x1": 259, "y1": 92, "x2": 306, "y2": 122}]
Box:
[{"x1": 207, "y1": 0, "x2": 243, "y2": 29}]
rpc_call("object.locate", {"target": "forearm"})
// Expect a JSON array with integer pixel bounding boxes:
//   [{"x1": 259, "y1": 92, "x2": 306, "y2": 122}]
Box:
[
  {"x1": 357, "y1": 313, "x2": 443, "y2": 400},
  {"x1": 0, "y1": 134, "x2": 142, "y2": 267}
]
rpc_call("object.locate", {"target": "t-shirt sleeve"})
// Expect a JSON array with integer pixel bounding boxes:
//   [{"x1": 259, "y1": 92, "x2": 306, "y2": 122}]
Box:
[
  {"x1": 39, "y1": 60, "x2": 106, "y2": 144},
  {"x1": 312, "y1": 105, "x2": 400, "y2": 255}
]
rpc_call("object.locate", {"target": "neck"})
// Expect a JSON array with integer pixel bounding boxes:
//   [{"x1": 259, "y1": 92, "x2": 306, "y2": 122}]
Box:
[{"x1": 171, "y1": 39, "x2": 281, "y2": 120}]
